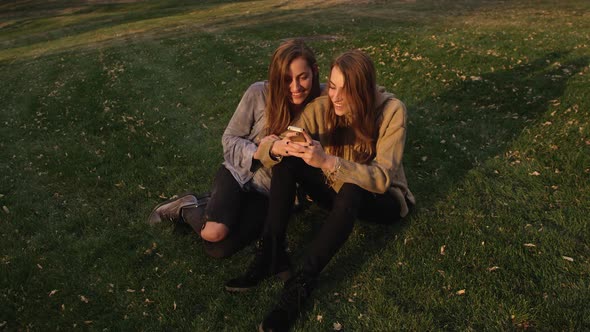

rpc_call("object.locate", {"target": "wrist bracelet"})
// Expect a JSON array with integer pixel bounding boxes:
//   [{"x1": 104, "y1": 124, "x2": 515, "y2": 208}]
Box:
[
  {"x1": 324, "y1": 157, "x2": 341, "y2": 186},
  {"x1": 269, "y1": 151, "x2": 283, "y2": 162},
  {"x1": 269, "y1": 141, "x2": 283, "y2": 162}
]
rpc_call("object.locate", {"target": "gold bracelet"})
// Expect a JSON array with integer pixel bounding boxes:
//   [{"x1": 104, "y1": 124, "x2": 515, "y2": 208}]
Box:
[{"x1": 324, "y1": 157, "x2": 341, "y2": 186}]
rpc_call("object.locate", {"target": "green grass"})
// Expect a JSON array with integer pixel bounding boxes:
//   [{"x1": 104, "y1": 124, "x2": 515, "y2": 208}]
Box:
[{"x1": 1, "y1": 0, "x2": 589, "y2": 330}]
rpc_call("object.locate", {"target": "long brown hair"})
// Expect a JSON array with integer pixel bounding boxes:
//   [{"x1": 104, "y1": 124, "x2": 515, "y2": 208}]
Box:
[
  {"x1": 265, "y1": 39, "x2": 321, "y2": 135},
  {"x1": 325, "y1": 50, "x2": 377, "y2": 164}
]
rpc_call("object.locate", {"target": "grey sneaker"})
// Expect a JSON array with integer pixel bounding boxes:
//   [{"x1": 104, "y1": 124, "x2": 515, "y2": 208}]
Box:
[{"x1": 147, "y1": 193, "x2": 198, "y2": 225}]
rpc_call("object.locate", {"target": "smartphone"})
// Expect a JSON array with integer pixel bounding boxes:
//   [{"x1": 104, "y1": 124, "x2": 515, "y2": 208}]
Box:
[{"x1": 287, "y1": 126, "x2": 306, "y2": 143}]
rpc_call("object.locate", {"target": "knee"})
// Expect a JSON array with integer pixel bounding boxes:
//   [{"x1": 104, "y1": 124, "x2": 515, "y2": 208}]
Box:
[
  {"x1": 336, "y1": 183, "x2": 363, "y2": 203},
  {"x1": 200, "y1": 222, "x2": 229, "y2": 242},
  {"x1": 333, "y1": 183, "x2": 364, "y2": 213}
]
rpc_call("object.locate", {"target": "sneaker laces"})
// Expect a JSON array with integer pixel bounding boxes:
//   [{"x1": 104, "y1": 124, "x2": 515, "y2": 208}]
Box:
[
  {"x1": 158, "y1": 195, "x2": 198, "y2": 222},
  {"x1": 160, "y1": 208, "x2": 178, "y2": 222}
]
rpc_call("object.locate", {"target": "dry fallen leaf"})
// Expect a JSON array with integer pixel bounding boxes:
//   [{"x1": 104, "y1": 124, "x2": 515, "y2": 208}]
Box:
[
  {"x1": 144, "y1": 242, "x2": 158, "y2": 255},
  {"x1": 562, "y1": 256, "x2": 574, "y2": 262},
  {"x1": 333, "y1": 322, "x2": 343, "y2": 331},
  {"x1": 173, "y1": 301, "x2": 177, "y2": 310},
  {"x1": 456, "y1": 289, "x2": 466, "y2": 295},
  {"x1": 2, "y1": 206, "x2": 8, "y2": 214},
  {"x1": 440, "y1": 245, "x2": 446, "y2": 255},
  {"x1": 487, "y1": 266, "x2": 500, "y2": 272},
  {"x1": 529, "y1": 171, "x2": 541, "y2": 176},
  {"x1": 49, "y1": 289, "x2": 58, "y2": 297},
  {"x1": 524, "y1": 243, "x2": 536, "y2": 247},
  {"x1": 80, "y1": 295, "x2": 89, "y2": 303},
  {"x1": 126, "y1": 289, "x2": 136, "y2": 293},
  {"x1": 316, "y1": 315, "x2": 323, "y2": 322}
]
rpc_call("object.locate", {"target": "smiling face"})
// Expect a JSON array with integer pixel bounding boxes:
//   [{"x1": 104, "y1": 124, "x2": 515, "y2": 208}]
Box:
[
  {"x1": 286, "y1": 56, "x2": 314, "y2": 106},
  {"x1": 328, "y1": 65, "x2": 349, "y2": 116}
]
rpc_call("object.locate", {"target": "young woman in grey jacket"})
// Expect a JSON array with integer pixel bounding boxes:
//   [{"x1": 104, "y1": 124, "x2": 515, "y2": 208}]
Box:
[{"x1": 147, "y1": 39, "x2": 321, "y2": 258}]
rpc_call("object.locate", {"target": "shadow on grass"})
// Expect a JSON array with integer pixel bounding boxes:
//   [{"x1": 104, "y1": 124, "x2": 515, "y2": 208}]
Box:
[
  {"x1": 2, "y1": 1, "x2": 588, "y2": 330},
  {"x1": 302, "y1": 50, "x2": 588, "y2": 318},
  {"x1": 135, "y1": 50, "x2": 589, "y2": 331}
]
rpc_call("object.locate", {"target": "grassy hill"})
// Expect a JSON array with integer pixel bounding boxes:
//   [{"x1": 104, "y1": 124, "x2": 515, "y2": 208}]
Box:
[{"x1": 1, "y1": 0, "x2": 589, "y2": 330}]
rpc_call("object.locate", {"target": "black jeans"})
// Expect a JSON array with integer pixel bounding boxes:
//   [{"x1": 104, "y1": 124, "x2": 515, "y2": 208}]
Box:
[
  {"x1": 202, "y1": 166, "x2": 268, "y2": 258},
  {"x1": 264, "y1": 157, "x2": 402, "y2": 276}
]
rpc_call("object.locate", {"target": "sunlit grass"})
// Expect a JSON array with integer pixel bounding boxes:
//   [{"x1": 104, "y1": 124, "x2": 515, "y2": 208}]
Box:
[
  {"x1": 0, "y1": 0, "x2": 343, "y2": 61},
  {"x1": 1, "y1": 0, "x2": 589, "y2": 330}
]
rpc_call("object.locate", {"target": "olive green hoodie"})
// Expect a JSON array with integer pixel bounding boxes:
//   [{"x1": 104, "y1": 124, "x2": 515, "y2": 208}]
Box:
[{"x1": 259, "y1": 87, "x2": 415, "y2": 218}]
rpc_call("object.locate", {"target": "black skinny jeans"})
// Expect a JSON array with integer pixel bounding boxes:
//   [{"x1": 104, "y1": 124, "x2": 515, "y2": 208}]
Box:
[
  {"x1": 264, "y1": 157, "x2": 403, "y2": 277},
  {"x1": 202, "y1": 166, "x2": 268, "y2": 258}
]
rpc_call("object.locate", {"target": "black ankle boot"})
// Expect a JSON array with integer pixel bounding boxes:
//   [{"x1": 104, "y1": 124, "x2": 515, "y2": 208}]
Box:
[
  {"x1": 259, "y1": 271, "x2": 317, "y2": 332},
  {"x1": 225, "y1": 239, "x2": 291, "y2": 292}
]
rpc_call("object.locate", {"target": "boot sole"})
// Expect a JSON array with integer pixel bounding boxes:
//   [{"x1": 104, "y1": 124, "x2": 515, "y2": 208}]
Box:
[{"x1": 224, "y1": 270, "x2": 292, "y2": 293}]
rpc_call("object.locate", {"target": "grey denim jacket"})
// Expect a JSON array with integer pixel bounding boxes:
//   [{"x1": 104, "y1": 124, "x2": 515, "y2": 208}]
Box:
[{"x1": 222, "y1": 81, "x2": 271, "y2": 195}]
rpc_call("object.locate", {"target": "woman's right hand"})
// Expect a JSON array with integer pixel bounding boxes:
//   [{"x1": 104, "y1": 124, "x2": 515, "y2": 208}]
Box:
[{"x1": 253, "y1": 134, "x2": 279, "y2": 160}]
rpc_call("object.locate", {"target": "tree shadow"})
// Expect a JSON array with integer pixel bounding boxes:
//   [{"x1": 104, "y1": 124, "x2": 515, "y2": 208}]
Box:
[
  {"x1": 3, "y1": 1, "x2": 588, "y2": 330},
  {"x1": 311, "y1": 50, "x2": 588, "y2": 308}
]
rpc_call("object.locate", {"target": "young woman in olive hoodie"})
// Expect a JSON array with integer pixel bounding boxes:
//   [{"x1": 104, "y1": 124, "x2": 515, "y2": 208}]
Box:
[{"x1": 226, "y1": 50, "x2": 415, "y2": 331}]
